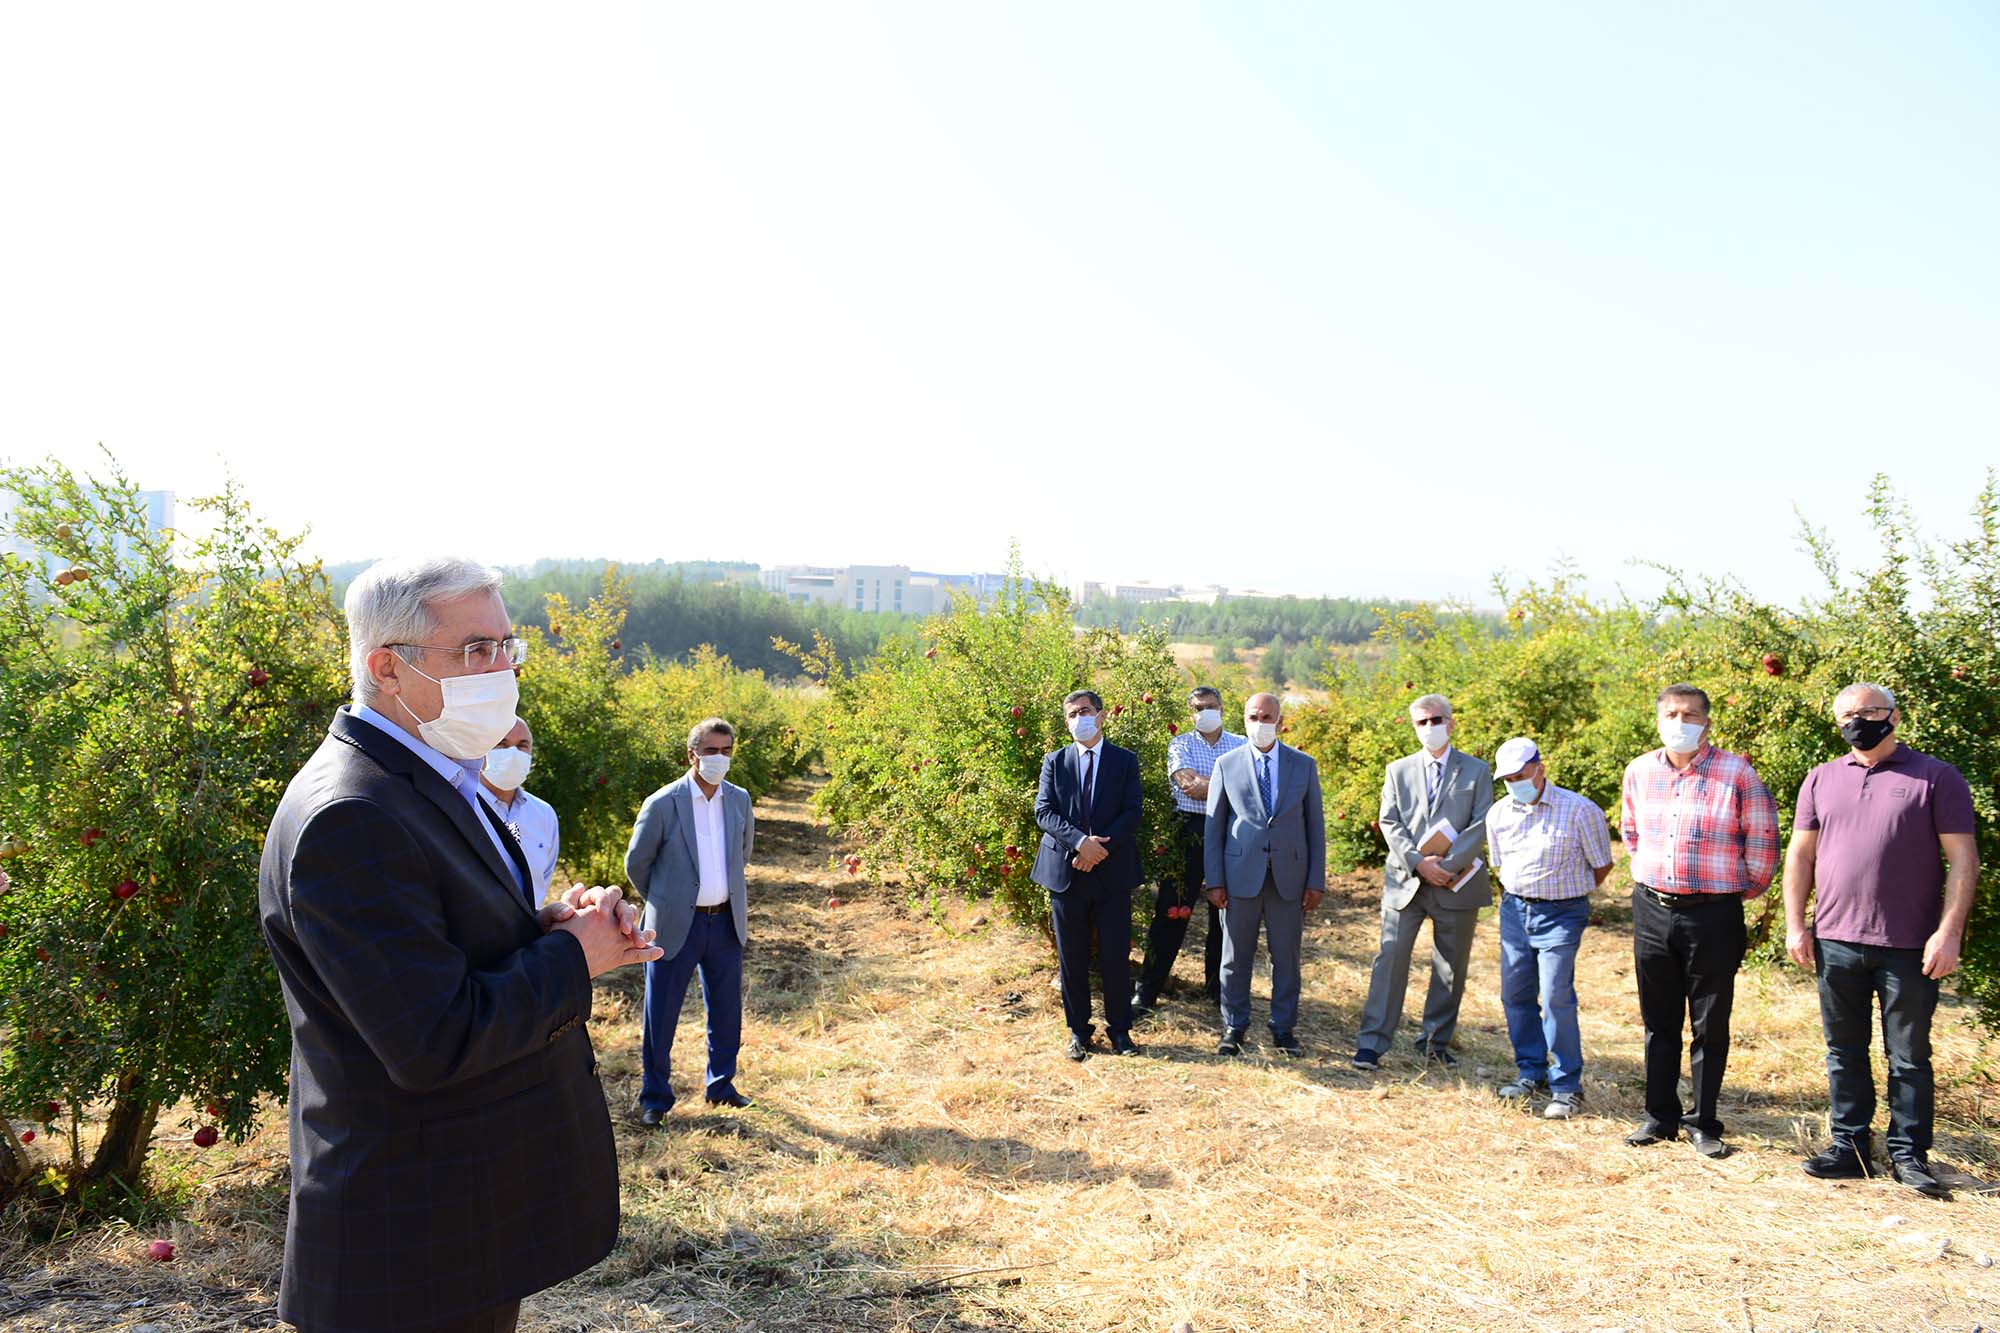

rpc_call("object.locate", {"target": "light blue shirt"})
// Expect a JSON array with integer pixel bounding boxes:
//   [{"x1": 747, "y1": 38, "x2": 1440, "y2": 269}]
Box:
[
  {"x1": 354, "y1": 705, "x2": 527, "y2": 901},
  {"x1": 1167, "y1": 728, "x2": 1245, "y2": 814},
  {"x1": 480, "y1": 784, "x2": 561, "y2": 902}
]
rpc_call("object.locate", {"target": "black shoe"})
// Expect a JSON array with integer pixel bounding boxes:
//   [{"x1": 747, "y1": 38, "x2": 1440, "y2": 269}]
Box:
[
  {"x1": 1891, "y1": 1154, "x2": 1949, "y2": 1199},
  {"x1": 1217, "y1": 1028, "x2": 1246, "y2": 1056},
  {"x1": 1272, "y1": 1031, "x2": 1303, "y2": 1058},
  {"x1": 1350, "y1": 1048, "x2": 1382, "y2": 1071},
  {"x1": 1624, "y1": 1123, "x2": 1674, "y2": 1147},
  {"x1": 1688, "y1": 1128, "x2": 1729, "y2": 1159},
  {"x1": 1109, "y1": 1032, "x2": 1140, "y2": 1056},
  {"x1": 638, "y1": 1107, "x2": 667, "y2": 1127},
  {"x1": 1066, "y1": 1034, "x2": 1091, "y2": 1062},
  {"x1": 1129, "y1": 992, "x2": 1157, "y2": 1019},
  {"x1": 1802, "y1": 1140, "x2": 1872, "y2": 1180},
  {"x1": 705, "y1": 1089, "x2": 753, "y2": 1109},
  {"x1": 1418, "y1": 1044, "x2": 1459, "y2": 1069}
]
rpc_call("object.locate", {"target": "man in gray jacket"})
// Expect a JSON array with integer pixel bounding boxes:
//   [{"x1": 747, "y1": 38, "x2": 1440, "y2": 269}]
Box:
[
  {"x1": 1204, "y1": 692, "x2": 1326, "y2": 1057},
  {"x1": 626, "y1": 717, "x2": 756, "y2": 1124},
  {"x1": 1353, "y1": 693, "x2": 1493, "y2": 1070}
]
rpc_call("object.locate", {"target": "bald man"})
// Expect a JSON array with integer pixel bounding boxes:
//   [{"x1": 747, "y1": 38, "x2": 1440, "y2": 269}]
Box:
[{"x1": 1203, "y1": 692, "x2": 1326, "y2": 1056}]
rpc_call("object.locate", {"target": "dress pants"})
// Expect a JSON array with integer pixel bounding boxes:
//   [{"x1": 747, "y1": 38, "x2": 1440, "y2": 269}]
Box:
[
  {"x1": 1355, "y1": 884, "x2": 1479, "y2": 1053},
  {"x1": 1050, "y1": 876, "x2": 1133, "y2": 1040},
  {"x1": 1815, "y1": 935, "x2": 1938, "y2": 1158},
  {"x1": 1219, "y1": 870, "x2": 1305, "y2": 1036},
  {"x1": 1631, "y1": 887, "x2": 1745, "y2": 1137},
  {"x1": 640, "y1": 910, "x2": 744, "y2": 1111},
  {"x1": 1136, "y1": 811, "x2": 1222, "y2": 1002}
]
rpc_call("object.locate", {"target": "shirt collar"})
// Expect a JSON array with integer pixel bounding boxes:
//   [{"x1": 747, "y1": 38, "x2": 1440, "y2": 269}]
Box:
[
  {"x1": 356, "y1": 704, "x2": 483, "y2": 795},
  {"x1": 1652, "y1": 742, "x2": 1713, "y2": 771}
]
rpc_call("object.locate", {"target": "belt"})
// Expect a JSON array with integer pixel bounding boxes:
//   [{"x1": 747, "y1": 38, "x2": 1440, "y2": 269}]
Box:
[
  {"x1": 693, "y1": 902, "x2": 731, "y2": 915},
  {"x1": 1637, "y1": 885, "x2": 1742, "y2": 910}
]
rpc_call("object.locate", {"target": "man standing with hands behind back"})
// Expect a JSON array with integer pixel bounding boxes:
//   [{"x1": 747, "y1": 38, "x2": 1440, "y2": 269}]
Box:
[
  {"x1": 1354, "y1": 693, "x2": 1493, "y2": 1071},
  {"x1": 260, "y1": 556, "x2": 661, "y2": 1333},
  {"x1": 1204, "y1": 692, "x2": 1326, "y2": 1057},
  {"x1": 627, "y1": 718, "x2": 757, "y2": 1125},
  {"x1": 1033, "y1": 689, "x2": 1145, "y2": 1062}
]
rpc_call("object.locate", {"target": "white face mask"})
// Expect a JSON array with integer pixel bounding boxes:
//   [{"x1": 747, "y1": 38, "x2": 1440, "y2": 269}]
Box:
[
  {"x1": 696, "y1": 753, "x2": 732, "y2": 783},
  {"x1": 1068, "y1": 713, "x2": 1100, "y2": 743},
  {"x1": 397, "y1": 663, "x2": 521, "y2": 761},
  {"x1": 483, "y1": 745, "x2": 532, "y2": 791},
  {"x1": 1245, "y1": 719, "x2": 1278, "y2": 748},
  {"x1": 1658, "y1": 717, "x2": 1706, "y2": 754},
  {"x1": 1414, "y1": 720, "x2": 1449, "y2": 753},
  {"x1": 1194, "y1": 708, "x2": 1223, "y2": 734}
]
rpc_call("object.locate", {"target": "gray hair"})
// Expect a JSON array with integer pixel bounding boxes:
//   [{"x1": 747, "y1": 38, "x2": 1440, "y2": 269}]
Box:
[
  {"x1": 345, "y1": 556, "x2": 503, "y2": 705},
  {"x1": 1408, "y1": 693, "x2": 1452, "y2": 719},
  {"x1": 687, "y1": 717, "x2": 735, "y2": 752},
  {"x1": 1834, "y1": 681, "x2": 1896, "y2": 714}
]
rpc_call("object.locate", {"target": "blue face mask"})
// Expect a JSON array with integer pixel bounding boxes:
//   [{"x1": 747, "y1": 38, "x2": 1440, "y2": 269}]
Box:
[{"x1": 1506, "y1": 777, "x2": 1540, "y2": 804}]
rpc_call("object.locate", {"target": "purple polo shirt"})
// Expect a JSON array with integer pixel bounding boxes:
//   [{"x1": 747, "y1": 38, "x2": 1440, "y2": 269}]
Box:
[{"x1": 1795, "y1": 744, "x2": 1975, "y2": 949}]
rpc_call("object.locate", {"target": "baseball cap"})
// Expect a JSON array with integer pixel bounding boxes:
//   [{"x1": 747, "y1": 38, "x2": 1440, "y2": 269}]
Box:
[{"x1": 1494, "y1": 737, "x2": 1540, "y2": 778}]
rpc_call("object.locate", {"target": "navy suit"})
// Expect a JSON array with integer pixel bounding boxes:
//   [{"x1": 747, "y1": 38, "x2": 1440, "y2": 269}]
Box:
[
  {"x1": 258, "y1": 707, "x2": 617, "y2": 1333},
  {"x1": 1032, "y1": 740, "x2": 1144, "y2": 1040}
]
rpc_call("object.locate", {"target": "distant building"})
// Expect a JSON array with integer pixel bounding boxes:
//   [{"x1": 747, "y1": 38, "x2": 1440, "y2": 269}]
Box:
[
  {"x1": 1113, "y1": 582, "x2": 1178, "y2": 604},
  {"x1": 760, "y1": 565, "x2": 845, "y2": 606}
]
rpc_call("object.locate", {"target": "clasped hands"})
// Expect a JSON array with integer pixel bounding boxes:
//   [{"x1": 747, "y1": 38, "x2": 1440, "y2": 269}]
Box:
[
  {"x1": 1070, "y1": 835, "x2": 1111, "y2": 872},
  {"x1": 539, "y1": 883, "x2": 664, "y2": 978},
  {"x1": 1415, "y1": 855, "x2": 1456, "y2": 887}
]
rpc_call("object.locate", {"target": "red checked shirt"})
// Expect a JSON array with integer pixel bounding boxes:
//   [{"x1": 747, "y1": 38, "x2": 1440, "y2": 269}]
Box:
[{"x1": 1620, "y1": 744, "x2": 1780, "y2": 898}]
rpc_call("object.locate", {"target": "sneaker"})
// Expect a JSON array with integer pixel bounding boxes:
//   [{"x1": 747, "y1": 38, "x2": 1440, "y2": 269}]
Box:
[
  {"x1": 1891, "y1": 1154, "x2": 1949, "y2": 1200},
  {"x1": 1271, "y1": 1031, "x2": 1303, "y2": 1058},
  {"x1": 1497, "y1": 1078, "x2": 1549, "y2": 1100},
  {"x1": 1350, "y1": 1048, "x2": 1381, "y2": 1071},
  {"x1": 1217, "y1": 1028, "x2": 1246, "y2": 1057},
  {"x1": 1543, "y1": 1092, "x2": 1583, "y2": 1120},
  {"x1": 1801, "y1": 1140, "x2": 1872, "y2": 1180}
]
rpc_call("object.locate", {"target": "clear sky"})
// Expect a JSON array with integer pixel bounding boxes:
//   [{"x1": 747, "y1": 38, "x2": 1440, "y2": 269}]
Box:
[{"x1": 3, "y1": 3, "x2": 1994, "y2": 604}]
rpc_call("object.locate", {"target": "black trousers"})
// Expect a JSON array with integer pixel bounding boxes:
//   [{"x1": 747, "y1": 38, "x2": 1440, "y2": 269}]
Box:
[
  {"x1": 1632, "y1": 887, "x2": 1746, "y2": 1137},
  {"x1": 1136, "y1": 811, "x2": 1221, "y2": 1002},
  {"x1": 427, "y1": 1302, "x2": 520, "y2": 1333},
  {"x1": 1050, "y1": 877, "x2": 1133, "y2": 1040}
]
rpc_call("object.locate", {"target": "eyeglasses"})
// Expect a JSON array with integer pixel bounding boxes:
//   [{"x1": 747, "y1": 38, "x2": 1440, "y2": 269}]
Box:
[
  {"x1": 1836, "y1": 706, "x2": 1891, "y2": 723},
  {"x1": 393, "y1": 637, "x2": 528, "y2": 671}
]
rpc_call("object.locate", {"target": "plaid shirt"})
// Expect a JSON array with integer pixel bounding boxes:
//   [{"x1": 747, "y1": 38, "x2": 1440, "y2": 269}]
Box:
[
  {"x1": 1620, "y1": 744, "x2": 1779, "y2": 897},
  {"x1": 1487, "y1": 782, "x2": 1613, "y2": 900},
  {"x1": 1166, "y1": 728, "x2": 1245, "y2": 813}
]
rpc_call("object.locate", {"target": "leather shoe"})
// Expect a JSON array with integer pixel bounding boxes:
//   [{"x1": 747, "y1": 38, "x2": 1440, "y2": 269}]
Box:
[
  {"x1": 1624, "y1": 1123, "x2": 1673, "y2": 1147},
  {"x1": 1417, "y1": 1044, "x2": 1458, "y2": 1068},
  {"x1": 1802, "y1": 1140, "x2": 1871, "y2": 1180},
  {"x1": 1891, "y1": 1154, "x2": 1949, "y2": 1199},
  {"x1": 1066, "y1": 1034, "x2": 1090, "y2": 1062},
  {"x1": 705, "y1": 1089, "x2": 753, "y2": 1109},
  {"x1": 1271, "y1": 1031, "x2": 1303, "y2": 1058},
  {"x1": 1216, "y1": 1028, "x2": 1246, "y2": 1056},
  {"x1": 1688, "y1": 1128, "x2": 1729, "y2": 1159},
  {"x1": 1129, "y1": 991, "x2": 1156, "y2": 1017},
  {"x1": 1109, "y1": 1032, "x2": 1140, "y2": 1056},
  {"x1": 638, "y1": 1107, "x2": 667, "y2": 1127}
]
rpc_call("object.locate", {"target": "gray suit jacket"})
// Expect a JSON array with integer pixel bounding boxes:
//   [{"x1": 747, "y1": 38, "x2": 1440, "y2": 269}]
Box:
[
  {"x1": 624, "y1": 773, "x2": 754, "y2": 958},
  {"x1": 1204, "y1": 741, "x2": 1326, "y2": 900},
  {"x1": 1379, "y1": 747, "x2": 1493, "y2": 911}
]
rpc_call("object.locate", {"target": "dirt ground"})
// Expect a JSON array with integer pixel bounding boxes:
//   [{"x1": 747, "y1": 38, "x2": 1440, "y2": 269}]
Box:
[{"x1": 5, "y1": 777, "x2": 1998, "y2": 1332}]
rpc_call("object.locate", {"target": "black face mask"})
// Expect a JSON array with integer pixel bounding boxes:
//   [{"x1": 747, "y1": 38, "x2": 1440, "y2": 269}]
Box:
[{"x1": 1839, "y1": 715, "x2": 1894, "y2": 751}]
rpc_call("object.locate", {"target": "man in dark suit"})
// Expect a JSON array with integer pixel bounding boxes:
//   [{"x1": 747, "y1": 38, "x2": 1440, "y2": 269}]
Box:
[
  {"x1": 1032, "y1": 688, "x2": 1146, "y2": 1061},
  {"x1": 1204, "y1": 692, "x2": 1326, "y2": 1056},
  {"x1": 259, "y1": 556, "x2": 662, "y2": 1333}
]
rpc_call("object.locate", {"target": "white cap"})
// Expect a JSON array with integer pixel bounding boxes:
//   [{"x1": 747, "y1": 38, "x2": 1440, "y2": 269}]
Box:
[{"x1": 1494, "y1": 737, "x2": 1540, "y2": 778}]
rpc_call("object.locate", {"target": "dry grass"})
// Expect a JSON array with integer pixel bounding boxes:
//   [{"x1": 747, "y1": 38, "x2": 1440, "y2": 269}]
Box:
[{"x1": 6, "y1": 777, "x2": 2000, "y2": 1332}]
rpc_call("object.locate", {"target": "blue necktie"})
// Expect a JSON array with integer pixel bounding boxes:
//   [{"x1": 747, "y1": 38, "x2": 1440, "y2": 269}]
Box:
[{"x1": 1259, "y1": 752, "x2": 1275, "y2": 815}]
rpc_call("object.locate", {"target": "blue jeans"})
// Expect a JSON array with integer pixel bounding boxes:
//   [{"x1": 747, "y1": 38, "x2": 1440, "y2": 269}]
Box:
[
  {"x1": 1499, "y1": 893, "x2": 1590, "y2": 1094},
  {"x1": 640, "y1": 912, "x2": 744, "y2": 1112},
  {"x1": 1815, "y1": 935, "x2": 1938, "y2": 1158}
]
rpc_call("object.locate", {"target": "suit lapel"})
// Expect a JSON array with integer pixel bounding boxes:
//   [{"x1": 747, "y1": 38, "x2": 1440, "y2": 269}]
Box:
[
  {"x1": 332, "y1": 710, "x2": 532, "y2": 921},
  {"x1": 676, "y1": 780, "x2": 701, "y2": 879}
]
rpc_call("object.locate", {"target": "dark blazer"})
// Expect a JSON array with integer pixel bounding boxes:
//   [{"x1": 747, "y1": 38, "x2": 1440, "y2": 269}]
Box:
[
  {"x1": 1031, "y1": 740, "x2": 1144, "y2": 893},
  {"x1": 258, "y1": 707, "x2": 618, "y2": 1333}
]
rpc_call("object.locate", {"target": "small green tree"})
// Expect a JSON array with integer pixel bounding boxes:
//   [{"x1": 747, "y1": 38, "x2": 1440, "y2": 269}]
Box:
[{"x1": 0, "y1": 454, "x2": 346, "y2": 1206}]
